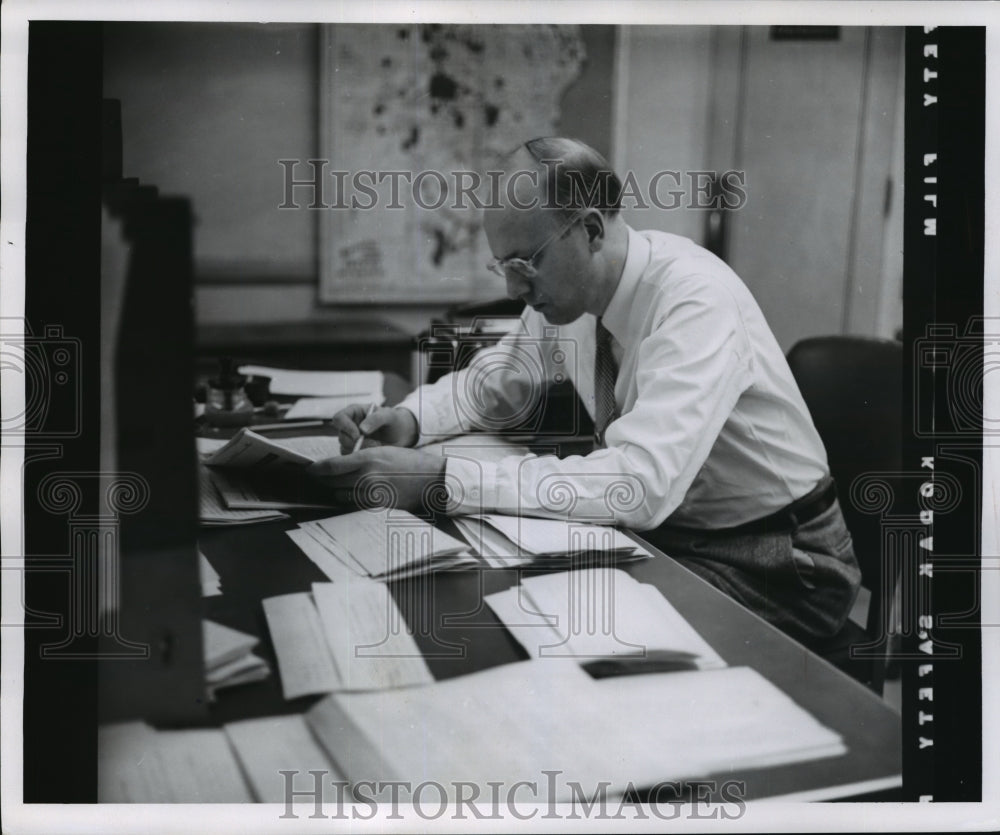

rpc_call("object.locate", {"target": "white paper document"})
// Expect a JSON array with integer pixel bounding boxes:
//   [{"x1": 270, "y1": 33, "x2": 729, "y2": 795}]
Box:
[
  {"x1": 206, "y1": 465, "x2": 330, "y2": 512},
  {"x1": 285, "y1": 394, "x2": 383, "y2": 420},
  {"x1": 198, "y1": 550, "x2": 222, "y2": 596},
  {"x1": 305, "y1": 661, "x2": 844, "y2": 802},
  {"x1": 486, "y1": 568, "x2": 726, "y2": 667},
  {"x1": 198, "y1": 465, "x2": 289, "y2": 525},
  {"x1": 287, "y1": 526, "x2": 358, "y2": 582},
  {"x1": 262, "y1": 592, "x2": 341, "y2": 699},
  {"x1": 202, "y1": 619, "x2": 259, "y2": 669},
  {"x1": 475, "y1": 514, "x2": 638, "y2": 556},
  {"x1": 98, "y1": 722, "x2": 253, "y2": 802},
  {"x1": 313, "y1": 509, "x2": 468, "y2": 578},
  {"x1": 238, "y1": 366, "x2": 384, "y2": 399},
  {"x1": 225, "y1": 714, "x2": 345, "y2": 803},
  {"x1": 312, "y1": 580, "x2": 433, "y2": 691},
  {"x1": 263, "y1": 583, "x2": 433, "y2": 697},
  {"x1": 204, "y1": 428, "x2": 341, "y2": 469},
  {"x1": 205, "y1": 651, "x2": 268, "y2": 685}
]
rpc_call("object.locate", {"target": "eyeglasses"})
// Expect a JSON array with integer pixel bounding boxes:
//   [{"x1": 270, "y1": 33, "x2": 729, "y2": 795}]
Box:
[{"x1": 486, "y1": 212, "x2": 583, "y2": 279}]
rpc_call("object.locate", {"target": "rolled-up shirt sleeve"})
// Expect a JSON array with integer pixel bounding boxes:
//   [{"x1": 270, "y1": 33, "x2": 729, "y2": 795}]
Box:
[{"x1": 405, "y1": 278, "x2": 756, "y2": 531}]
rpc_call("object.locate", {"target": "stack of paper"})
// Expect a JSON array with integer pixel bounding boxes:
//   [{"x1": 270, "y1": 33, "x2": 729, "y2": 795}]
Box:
[
  {"x1": 203, "y1": 428, "x2": 342, "y2": 469},
  {"x1": 453, "y1": 514, "x2": 646, "y2": 568},
  {"x1": 238, "y1": 365, "x2": 384, "y2": 401},
  {"x1": 99, "y1": 721, "x2": 253, "y2": 802},
  {"x1": 201, "y1": 429, "x2": 343, "y2": 511},
  {"x1": 485, "y1": 567, "x2": 726, "y2": 668},
  {"x1": 198, "y1": 464, "x2": 289, "y2": 526},
  {"x1": 289, "y1": 508, "x2": 477, "y2": 581},
  {"x1": 262, "y1": 580, "x2": 433, "y2": 699},
  {"x1": 203, "y1": 619, "x2": 270, "y2": 699},
  {"x1": 305, "y1": 660, "x2": 845, "y2": 802}
]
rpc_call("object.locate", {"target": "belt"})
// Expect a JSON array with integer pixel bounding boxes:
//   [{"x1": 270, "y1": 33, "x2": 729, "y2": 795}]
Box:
[{"x1": 664, "y1": 478, "x2": 839, "y2": 538}]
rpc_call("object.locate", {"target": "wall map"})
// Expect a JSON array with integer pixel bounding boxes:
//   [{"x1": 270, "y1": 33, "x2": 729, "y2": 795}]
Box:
[{"x1": 319, "y1": 24, "x2": 585, "y2": 304}]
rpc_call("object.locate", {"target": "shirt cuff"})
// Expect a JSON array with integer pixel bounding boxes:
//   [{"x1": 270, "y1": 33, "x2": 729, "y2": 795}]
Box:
[{"x1": 442, "y1": 456, "x2": 499, "y2": 515}]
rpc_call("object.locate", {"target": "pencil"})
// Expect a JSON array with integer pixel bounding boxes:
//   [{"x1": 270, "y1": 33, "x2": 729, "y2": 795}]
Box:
[{"x1": 352, "y1": 404, "x2": 378, "y2": 453}]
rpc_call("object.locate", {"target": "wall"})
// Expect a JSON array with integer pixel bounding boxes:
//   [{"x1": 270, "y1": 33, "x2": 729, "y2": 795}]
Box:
[
  {"x1": 612, "y1": 26, "x2": 715, "y2": 244},
  {"x1": 104, "y1": 22, "x2": 317, "y2": 279},
  {"x1": 612, "y1": 25, "x2": 903, "y2": 351},
  {"x1": 105, "y1": 23, "x2": 900, "y2": 344},
  {"x1": 104, "y1": 22, "x2": 613, "y2": 333}
]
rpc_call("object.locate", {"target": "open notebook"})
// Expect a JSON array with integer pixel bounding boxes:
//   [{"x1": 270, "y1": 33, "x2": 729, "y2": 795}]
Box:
[
  {"x1": 305, "y1": 660, "x2": 846, "y2": 802},
  {"x1": 201, "y1": 429, "x2": 343, "y2": 510}
]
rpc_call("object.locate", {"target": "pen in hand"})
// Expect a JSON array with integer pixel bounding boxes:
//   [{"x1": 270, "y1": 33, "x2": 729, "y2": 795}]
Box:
[{"x1": 352, "y1": 404, "x2": 377, "y2": 453}]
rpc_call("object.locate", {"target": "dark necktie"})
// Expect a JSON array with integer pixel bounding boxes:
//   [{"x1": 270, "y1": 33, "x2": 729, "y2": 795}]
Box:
[{"x1": 593, "y1": 318, "x2": 619, "y2": 448}]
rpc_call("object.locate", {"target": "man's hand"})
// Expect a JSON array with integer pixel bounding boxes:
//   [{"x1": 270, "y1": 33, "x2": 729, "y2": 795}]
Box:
[
  {"x1": 330, "y1": 405, "x2": 420, "y2": 454},
  {"x1": 307, "y1": 446, "x2": 448, "y2": 513}
]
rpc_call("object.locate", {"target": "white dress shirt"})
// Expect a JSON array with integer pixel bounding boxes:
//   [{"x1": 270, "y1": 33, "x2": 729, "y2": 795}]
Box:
[{"x1": 398, "y1": 227, "x2": 829, "y2": 530}]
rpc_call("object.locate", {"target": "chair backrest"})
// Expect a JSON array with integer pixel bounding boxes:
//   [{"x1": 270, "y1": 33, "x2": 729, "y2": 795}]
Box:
[{"x1": 786, "y1": 336, "x2": 903, "y2": 634}]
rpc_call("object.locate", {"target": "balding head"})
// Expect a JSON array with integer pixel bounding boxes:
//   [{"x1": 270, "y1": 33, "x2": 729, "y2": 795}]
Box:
[
  {"x1": 493, "y1": 137, "x2": 623, "y2": 222},
  {"x1": 482, "y1": 137, "x2": 629, "y2": 325}
]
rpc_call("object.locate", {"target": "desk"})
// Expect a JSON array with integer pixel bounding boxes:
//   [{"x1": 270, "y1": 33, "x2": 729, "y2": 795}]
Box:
[
  {"x1": 197, "y1": 505, "x2": 901, "y2": 802},
  {"x1": 112, "y1": 372, "x2": 901, "y2": 803}
]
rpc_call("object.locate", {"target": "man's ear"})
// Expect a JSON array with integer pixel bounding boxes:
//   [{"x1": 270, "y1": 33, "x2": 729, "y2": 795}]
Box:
[{"x1": 582, "y1": 210, "x2": 605, "y2": 251}]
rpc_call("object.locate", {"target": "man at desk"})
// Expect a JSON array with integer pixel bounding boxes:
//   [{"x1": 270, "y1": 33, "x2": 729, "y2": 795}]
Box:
[{"x1": 309, "y1": 137, "x2": 861, "y2": 643}]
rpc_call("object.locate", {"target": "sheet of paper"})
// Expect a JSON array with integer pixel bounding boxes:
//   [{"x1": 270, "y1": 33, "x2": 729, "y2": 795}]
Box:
[
  {"x1": 477, "y1": 514, "x2": 636, "y2": 556},
  {"x1": 205, "y1": 651, "x2": 268, "y2": 684},
  {"x1": 202, "y1": 619, "x2": 259, "y2": 669},
  {"x1": 312, "y1": 581, "x2": 433, "y2": 691},
  {"x1": 271, "y1": 435, "x2": 343, "y2": 462},
  {"x1": 204, "y1": 428, "x2": 315, "y2": 468},
  {"x1": 198, "y1": 550, "x2": 222, "y2": 596},
  {"x1": 515, "y1": 568, "x2": 726, "y2": 666},
  {"x1": 262, "y1": 592, "x2": 341, "y2": 699},
  {"x1": 287, "y1": 527, "x2": 359, "y2": 582},
  {"x1": 198, "y1": 465, "x2": 288, "y2": 524},
  {"x1": 376, "y1": 550, "x2": 478, "y2": 580},
  {"x1": 239, "y1": 366, "x2": 384, "y2": 399},
  {"x1": 305, "y1": 661, "x2": 635, "y2": 800},
  {"x1": 453, "y1": 516, "x2": 510, "y2": 561},
  {"x1": 285, "y1": 395, "x2": 383, "y2": 420},
  {"x1": 225, "y1": 714, "x2": 345, "y2": 803},
  {"x1": 316, "y1": 509, "x2": 466, "y2": 577},
  {"x1": 452, "y1": 516, "x2": 539, "y2": 566},
  {"x1": 207, "y1": 466, "x2": 331, "y2": 511},
  {"x1": 207, "y1": 661, "x2": 271, "y2": 699},
  {"x1": 98, "y1": 722, "x2": 253, "y2": 802},
  {"x1": 297, "y1": 519, "x2": 369, "y2": 575},
  {"x1": 484, "y1": 586, "x2": 566, "y2": 658},
  {"x1": 307, "y1": 661, "x2": 844, "y2": 802}
]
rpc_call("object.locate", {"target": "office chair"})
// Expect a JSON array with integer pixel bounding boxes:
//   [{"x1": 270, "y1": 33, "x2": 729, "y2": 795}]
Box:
[{"x1": 786, "y1": 336, "x2": 903, "y2": 695}]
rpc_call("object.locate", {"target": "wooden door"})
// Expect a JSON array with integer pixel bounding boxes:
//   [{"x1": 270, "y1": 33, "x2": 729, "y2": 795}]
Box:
[
  {"x1": 614, "y1": 26, "x2": 904, "y2": 350},
  {"x1": 706, "y1": 27, "x2": 904, "y2": 349}
]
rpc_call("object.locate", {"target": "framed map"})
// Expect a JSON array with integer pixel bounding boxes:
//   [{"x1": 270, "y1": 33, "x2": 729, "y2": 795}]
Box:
[{"x1": 318, "y1": 24, "x2": 586, "y2": 304}]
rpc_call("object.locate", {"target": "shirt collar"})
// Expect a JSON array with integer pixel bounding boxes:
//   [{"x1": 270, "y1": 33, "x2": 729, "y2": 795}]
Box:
[{"x1": 599, "y1": 225, "x2": 650, "y2": 344}]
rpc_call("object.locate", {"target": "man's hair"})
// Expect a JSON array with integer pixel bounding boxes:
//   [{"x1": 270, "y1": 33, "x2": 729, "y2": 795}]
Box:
[{"x1": 514, "y1": 137, "x2": 623, "y2": 220}]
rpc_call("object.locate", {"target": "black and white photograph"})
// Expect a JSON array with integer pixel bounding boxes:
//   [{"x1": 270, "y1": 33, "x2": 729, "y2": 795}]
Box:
[{"x1": 1, "y1": 1, "x2": 996, "y2": 831}]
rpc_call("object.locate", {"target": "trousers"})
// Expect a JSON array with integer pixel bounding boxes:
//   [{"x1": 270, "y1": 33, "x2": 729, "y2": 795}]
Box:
[{"x1": 642, "y1": 482, "x2": 862, "y2": 643}]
